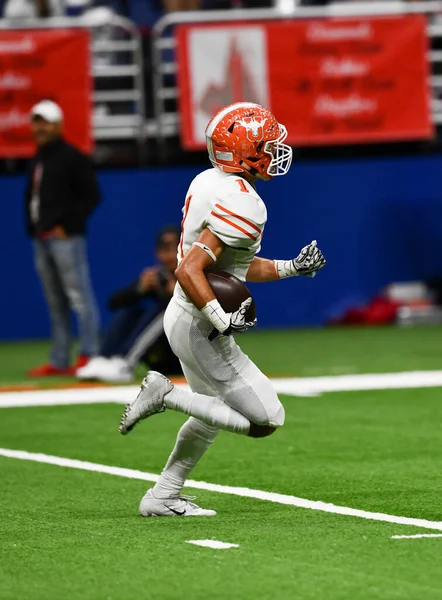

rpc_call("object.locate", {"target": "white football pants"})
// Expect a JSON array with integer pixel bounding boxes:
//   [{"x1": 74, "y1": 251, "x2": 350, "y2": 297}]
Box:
[{"x1": 163, "y1": 297, "x2": 285, "y2": 428}]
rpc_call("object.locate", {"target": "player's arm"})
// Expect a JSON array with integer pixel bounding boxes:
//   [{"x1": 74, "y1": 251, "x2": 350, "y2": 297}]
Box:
[
  {"x1": 246, "y1": 257, "x2": 279, "y2": 282},
  {"x1": 246, "y1": 240, "x2": 327, "y2": 282},
  {"x1": 175, "y1": 229, "x2": 254, "y2": 336},
  {"x1": 175, "y1": 228, "x2": 224, "y2": 310}
]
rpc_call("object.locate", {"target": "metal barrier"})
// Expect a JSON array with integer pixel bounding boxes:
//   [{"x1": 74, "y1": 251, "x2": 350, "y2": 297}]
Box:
[
  {"x1": 3, "y1": 3, "x2": 442, "y2": 156},
  {"x1": 0, "y1": 14, "x2": 145, "y2": 155},
  {"x1": 152, "y1": 1, "x2": 442, "y2": 150}
]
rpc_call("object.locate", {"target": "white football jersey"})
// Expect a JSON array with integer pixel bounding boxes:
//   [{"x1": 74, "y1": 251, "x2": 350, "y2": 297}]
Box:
[{"x1": 174, "y1": 168, "x2": 267, "y2": 311}]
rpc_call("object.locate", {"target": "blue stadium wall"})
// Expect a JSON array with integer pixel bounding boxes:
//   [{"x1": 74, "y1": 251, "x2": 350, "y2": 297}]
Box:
[{"x1": 2, "y1": 154, "x2": 442, "y2": 340}]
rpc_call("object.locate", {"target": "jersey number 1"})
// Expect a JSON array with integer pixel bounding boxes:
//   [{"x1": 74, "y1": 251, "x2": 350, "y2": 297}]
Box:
[{"x1": 236, "y1": 179, "x2": 248, "y2": 193}]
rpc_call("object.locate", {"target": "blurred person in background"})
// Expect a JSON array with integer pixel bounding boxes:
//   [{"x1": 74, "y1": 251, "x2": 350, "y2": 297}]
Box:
[
  {"x1": 162, "y1": 0, "x2": 199, "y2": 11},
  {"x1": 77, "y1": 226, "x2": 182, "y2": 382},
  {"x1": 26, "y1": 100, "x2": 101, "y2": 377},
  {"x1": 205, "y1": 0, "x2": 273, "y2": 8},
  {"x1": 2, "y1": 0, "x2": 65, "y2": 18}
]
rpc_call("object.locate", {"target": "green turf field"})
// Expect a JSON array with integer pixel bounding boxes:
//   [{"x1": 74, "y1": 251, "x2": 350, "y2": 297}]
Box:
[
  {"x1": 2, "y1": 324, "x2": 442, "y2": 386},
  {"x1": 1, "y1": 327, "x2": 442, "y2": 599}
]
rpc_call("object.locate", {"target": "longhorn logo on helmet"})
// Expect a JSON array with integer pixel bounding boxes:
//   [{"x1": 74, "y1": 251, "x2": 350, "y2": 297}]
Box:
[{"x1": 237, "y1": 116, "x2": 268, "y2": 142}]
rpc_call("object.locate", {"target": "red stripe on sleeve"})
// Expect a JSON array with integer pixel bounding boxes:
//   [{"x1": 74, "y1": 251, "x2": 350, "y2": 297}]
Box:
[
  {"x1": 211, "y1": 212, "x2": 257, "y2": 241},
  {"x1": 214, "y1": 203, "x2": 262, "y2": 234}
]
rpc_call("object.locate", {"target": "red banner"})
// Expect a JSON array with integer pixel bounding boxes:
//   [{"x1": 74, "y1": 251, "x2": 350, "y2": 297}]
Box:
[
  {"x1": 177, "y1": 15, "x2": 432, "y2": 149},
  {"x1": 0, "y1": 29, "x2": 92, "y2": 157}
]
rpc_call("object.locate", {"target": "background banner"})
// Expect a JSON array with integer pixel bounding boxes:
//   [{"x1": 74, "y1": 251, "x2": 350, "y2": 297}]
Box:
[
  {"x1": 177, "y1": 15, "x2": 432, "y2": 149},
  {"x1": 0, "y1": 29, "x2": 92, "y2": 157}
]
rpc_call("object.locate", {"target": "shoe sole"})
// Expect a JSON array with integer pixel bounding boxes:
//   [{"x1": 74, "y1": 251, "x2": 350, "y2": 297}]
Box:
[
  {"x1": 139, "y1": 511, "x2": 217, "y2": 517},
  {"x1": 119, "y1": 372, "x2": 172, "y2": 435},
  {"x1": 119, "y1": 401, "x2": 165, "y2": 435},
  {"x1": 119, "y1": 403, "x2": 134, "y2": 435}
]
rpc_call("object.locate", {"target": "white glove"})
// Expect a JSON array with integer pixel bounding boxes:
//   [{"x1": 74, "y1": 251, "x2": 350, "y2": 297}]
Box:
[
  {"x1": 293, "y1": 240, "x2": 326, "y2": 277},
  {"x1": 203, "y1": 297, "x2": 257, "y2": 341},
  {"x1": 274, "y1": 240, "x2": 326, "y2": 279},
  {"x1": 228, "y1": 297, "x2": 257, "y2": 334}
]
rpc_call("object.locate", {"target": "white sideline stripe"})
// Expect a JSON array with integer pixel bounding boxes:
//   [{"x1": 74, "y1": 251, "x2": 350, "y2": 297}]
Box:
[
  {"x1": 0, "y1": 383, "x2": 188, "y2": 408},
  {"x1": 1, "y1": 447, "x2": 442, "y2": 533},
  {"x1": 391, "y1": 534, "x2": 442, "y2": 540},
  {"x1": 3, "y1": 370, "x2": 442, "y2": 408},
  {"x1": 186, "y1": 540, "x2": 239, "y2": 549}
]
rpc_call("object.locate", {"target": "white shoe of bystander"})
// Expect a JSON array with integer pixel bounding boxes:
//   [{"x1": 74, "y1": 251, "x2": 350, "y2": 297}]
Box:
[{"x1": 76, "y1": 356, "x2": 111, "y2": 380}]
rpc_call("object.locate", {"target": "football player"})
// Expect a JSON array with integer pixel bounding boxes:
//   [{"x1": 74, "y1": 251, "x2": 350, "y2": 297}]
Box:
[{"x1": 119, "y1": 102, "x2": 326, "y2": 516}]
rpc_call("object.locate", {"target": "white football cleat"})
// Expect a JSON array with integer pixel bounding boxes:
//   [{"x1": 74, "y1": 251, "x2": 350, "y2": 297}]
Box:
[
  {"x1": 139, "y1": 489, "x2": 216, "y2": 517},
  {"x1": 119, "y1": 371, "x2": 173, "y2": 435}
]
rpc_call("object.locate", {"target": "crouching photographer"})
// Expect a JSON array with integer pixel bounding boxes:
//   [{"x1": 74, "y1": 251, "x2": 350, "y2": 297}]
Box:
[{"x1": 77, "y1": 226, "x2": 182, "y2": 382}]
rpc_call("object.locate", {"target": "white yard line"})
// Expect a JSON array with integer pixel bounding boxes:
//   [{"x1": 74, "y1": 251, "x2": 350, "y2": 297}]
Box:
[
  {"x1": 0, "y1": 387, "x2": 133, "y2": 408},
  {"x1": 391, "y1": 534, "x2": 442, "y2": 540},
  {"x1": 1, "y1": 447, "x2": 442, "y2": 532},
  {"x1": 186, "y1": 540, "x2": 239, "y2": 549},
  {"x1": 2, "y1": 370, "x2": 442, "y2": 407}
]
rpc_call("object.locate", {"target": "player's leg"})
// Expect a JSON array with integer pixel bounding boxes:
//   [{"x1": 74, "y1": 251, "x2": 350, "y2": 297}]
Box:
[
  {"x1": 164, "y1": 314, "x2": 284, "y2": 432},
  {"x1": 139, "y1": 416, "x2": 218, "y2": 516},
  {"x1": 139, "y1": 358, "x2": 219, "y2": 516},
  {"x1": 120, "y1": 299, "x2": 255, "y2": 435},
  {"x1": 152, "y1": 363, "x2": 219, "y2": 498},
  {"x1": 120, "y1": 298, "x2": 284, "y2": 435}
]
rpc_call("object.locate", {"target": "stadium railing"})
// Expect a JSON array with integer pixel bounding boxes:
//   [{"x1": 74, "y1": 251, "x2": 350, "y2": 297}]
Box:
[
  {"x1": 3, "y1": 2, "x2": 442, "y2": 158},
  {"x1": 152, "y1": 0, "x2": 442, "y2": 154},
  {"x1": 0, "y1": 13, "x2": 146, "y2": 157}
]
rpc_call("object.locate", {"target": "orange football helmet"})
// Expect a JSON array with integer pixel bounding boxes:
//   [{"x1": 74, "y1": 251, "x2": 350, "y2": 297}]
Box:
[{"x1": 205, "y1": 102, "x2": 292, "y2": 179}]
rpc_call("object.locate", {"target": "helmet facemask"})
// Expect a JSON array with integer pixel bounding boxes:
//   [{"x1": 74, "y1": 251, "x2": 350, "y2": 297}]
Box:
[{"x1": 264, "y1": 125, "x2": 293, "y2": 177}]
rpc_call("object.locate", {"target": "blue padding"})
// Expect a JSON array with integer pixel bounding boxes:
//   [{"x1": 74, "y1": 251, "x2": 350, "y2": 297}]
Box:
[{"x1": 2, "y1": 155, "x2": 442, "y2": 339}]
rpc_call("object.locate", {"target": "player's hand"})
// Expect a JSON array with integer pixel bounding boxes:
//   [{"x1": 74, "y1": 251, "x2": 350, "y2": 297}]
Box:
[
  {"x1": 228, "y1": 297, "x2": 257, "y2": 334},
  {"x1": 293, "y1": 240, "x2": 326, "y2": 277},
  {"x1": 208, "y1": 297, "x2": 257, "y2": 341}
]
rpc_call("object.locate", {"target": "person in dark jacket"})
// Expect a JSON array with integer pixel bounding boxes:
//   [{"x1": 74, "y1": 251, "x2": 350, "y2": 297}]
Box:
[
  {"x1": 26, "y1": 100, "x2": 101, "y2": 377},
  {"x1": 77, "y1": 226, "x2": 182, "y2": 382}
]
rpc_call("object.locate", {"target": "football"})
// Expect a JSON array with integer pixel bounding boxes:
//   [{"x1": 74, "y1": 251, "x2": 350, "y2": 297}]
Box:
[{"x1": 206, "y1": 270, "x2": 256, "y2": 321}]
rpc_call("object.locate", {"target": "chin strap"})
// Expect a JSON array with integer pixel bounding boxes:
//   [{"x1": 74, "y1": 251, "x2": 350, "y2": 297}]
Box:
[{"x1": 239, "y1": 160, "x2": 258, "y2": 177}]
